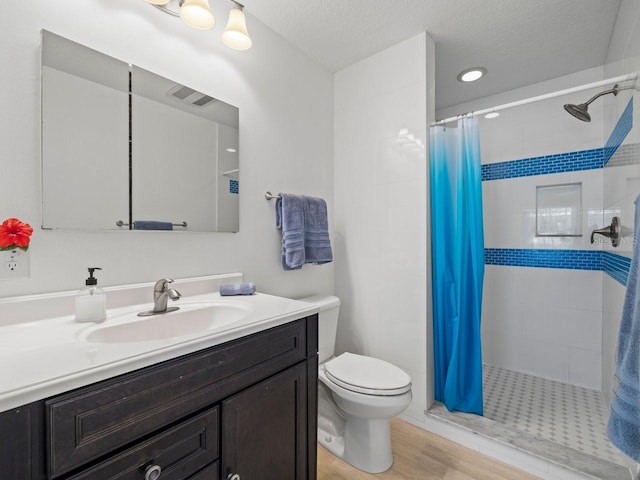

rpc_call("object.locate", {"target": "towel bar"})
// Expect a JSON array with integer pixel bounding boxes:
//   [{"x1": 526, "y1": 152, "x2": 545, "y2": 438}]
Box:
[
  {"x1": 116, "y1": 220, "x2": 188, "y2": 228},
  {"x1": 265, "y1": 191, "x2": 282, "y2": 200}
]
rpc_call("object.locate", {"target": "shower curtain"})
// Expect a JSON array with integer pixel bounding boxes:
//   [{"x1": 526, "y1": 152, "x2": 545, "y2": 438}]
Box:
[{"x1": 430, "y1": 116, "x2": 485, "y2": 414}]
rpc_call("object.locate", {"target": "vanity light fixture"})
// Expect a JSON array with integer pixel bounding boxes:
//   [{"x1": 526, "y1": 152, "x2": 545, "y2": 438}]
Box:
[
  {"x1": 457, "y1": 67, "x2": 487, "y2": 83},
  {"x1": 180, "y1": 0, "x2": 216, "y2": 29},
  {"x1": 145, "y1": 0, "x2": 252, "y2": 50},
  {"x1": 222, "y1": 3, "x2": 252, "y2": 50}
]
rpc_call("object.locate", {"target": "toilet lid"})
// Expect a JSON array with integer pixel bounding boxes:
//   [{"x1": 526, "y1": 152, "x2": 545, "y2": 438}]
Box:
[{"x1": 324, "y1": 352, "x2": 412, "y2": 395}]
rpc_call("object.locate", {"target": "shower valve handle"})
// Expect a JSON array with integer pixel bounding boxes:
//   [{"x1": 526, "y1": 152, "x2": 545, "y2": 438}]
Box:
[{"x1": 590, "y1": 216, "x2": 620, "y2": 247}]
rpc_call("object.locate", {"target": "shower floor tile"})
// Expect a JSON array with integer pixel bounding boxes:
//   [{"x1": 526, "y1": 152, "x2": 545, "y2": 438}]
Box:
[{"x1": 483, "y1": 364, "x2": 628, "y2": 466}]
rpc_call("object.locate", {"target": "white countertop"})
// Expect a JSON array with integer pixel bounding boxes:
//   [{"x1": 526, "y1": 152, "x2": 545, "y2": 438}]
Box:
[{"x1": 0, "y1": 291, "x2": 318, "y2": 412}]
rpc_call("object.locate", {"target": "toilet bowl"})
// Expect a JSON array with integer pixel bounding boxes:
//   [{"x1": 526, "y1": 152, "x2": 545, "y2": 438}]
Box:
[{"x1": 298, "y1": 295, "x2": 412, "y2": 474}]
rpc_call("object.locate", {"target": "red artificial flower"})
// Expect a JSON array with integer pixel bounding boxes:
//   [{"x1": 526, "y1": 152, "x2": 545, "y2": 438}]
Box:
[{"x1": 0, "y1": 218, "x2": 34, "y2": 250}]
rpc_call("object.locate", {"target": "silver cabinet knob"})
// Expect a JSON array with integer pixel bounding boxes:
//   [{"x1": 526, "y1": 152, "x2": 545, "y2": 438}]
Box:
[
  {"x1": 145, "y1": 464, "x2": 162, "y2": 480},
  {"x1": 227, "y1": 474, "x2": 240, "y2": 480}
]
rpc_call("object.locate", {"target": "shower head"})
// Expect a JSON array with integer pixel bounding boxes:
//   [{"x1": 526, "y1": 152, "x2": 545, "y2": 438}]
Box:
[
  {"x1": 564, "y1": 103, "x2": 591, "y2": 122},
  {"x1": 564, "y1": 84, "x2": 620, "y2": 122}
]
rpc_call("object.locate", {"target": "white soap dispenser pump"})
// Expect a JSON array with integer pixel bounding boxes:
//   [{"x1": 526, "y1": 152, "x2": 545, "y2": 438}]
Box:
[{"x1": 75, "y1": 267, "x2": 107, "y2": 323}]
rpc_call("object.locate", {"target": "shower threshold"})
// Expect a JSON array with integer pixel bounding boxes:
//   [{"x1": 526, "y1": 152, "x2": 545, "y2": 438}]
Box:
[
  {"x1": 427, "y1": 403, "x2": 628, "y2": 479},
  {"x1": 426, "y1": 365, "x2": 631, "y2": 480}
]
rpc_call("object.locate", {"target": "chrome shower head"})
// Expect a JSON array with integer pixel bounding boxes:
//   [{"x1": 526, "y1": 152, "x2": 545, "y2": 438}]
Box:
[
  {"x1": 564, "y1": 84, "x2": 620, "y2": 122},
  {"x1": 564, "y1": 103, "x2": 591, "y2": 122}
]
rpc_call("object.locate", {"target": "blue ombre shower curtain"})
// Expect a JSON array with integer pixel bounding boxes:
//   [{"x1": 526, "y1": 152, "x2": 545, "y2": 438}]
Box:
[{"x1": 430, "y1": 116, "x2": 484, "y2": 414}]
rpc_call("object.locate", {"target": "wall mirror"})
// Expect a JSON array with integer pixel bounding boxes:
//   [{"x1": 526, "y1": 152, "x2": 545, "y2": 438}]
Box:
[{"x1": 41, "y1": 31, "x2": 239, "y2": 232}]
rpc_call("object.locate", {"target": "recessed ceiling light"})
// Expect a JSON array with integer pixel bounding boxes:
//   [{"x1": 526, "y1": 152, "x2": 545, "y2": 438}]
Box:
[
  {"x1": 457, "y1": 67, "x2": 487, "y2": 83},
  {"x1": 484, "y1": 112, "x2": 500, "y2": 119},
  {"x1": 226, "y1": 148, "x2": 237, "y2": 153}
]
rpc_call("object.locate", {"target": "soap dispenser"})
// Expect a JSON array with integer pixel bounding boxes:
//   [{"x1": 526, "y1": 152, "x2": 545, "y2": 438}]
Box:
[{"x1": 75, "y1": 267, "x2": 106, "y2": 323}]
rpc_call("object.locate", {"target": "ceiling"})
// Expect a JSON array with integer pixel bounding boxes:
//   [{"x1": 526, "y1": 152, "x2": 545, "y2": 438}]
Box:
[{"x1": 240, "y1": 0, "x2": 622, "y2": 111}]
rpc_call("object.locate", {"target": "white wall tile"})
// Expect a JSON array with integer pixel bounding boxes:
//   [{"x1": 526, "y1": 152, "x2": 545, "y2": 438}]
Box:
[
  {"x1": 602, "y1": 275, "x2": 628, "y2": 406},
  {"x1": 550, "y1": 308, "x2": 602, "y2": 352},
  {"x1": 569, "y1": 348, "x2": 603, "y2": 389},
  {"x1": 568, "y1": 270, "x2": 603, "y2": 312},
  {"x1": 482, "y1": 266, "x2": 603, "y2": 386},
  {"x1": 517, "y1": 340, "x2": 571, "y2": 383},
  {"x1": 602, "y1": 0, "x2": 640, "y2": 404},
  {"x1": 334, "y1": 32, "x2": 432, "y2": 420}
]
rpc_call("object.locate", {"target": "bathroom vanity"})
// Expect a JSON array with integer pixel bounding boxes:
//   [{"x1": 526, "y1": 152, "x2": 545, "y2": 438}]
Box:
[{"x1": 0, "y1": 276, "x2": 318, "y2": 480}]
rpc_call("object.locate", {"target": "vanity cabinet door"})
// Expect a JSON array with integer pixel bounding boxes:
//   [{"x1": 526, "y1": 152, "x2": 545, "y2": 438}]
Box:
[
  {"x1": 0, "y1": 404, "x2": 46, "y2": 480},
  {"x1": 221, "y1": 362, "x2": 307, "y2": 480}
]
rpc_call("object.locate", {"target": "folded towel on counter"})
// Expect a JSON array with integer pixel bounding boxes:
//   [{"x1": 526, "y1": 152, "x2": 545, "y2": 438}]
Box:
[
  {"x1": 133, "y1": 221, "x2": 173, "y2": 230},
  {"x1": 608, "y1": 193, "x2": 640, "y2": 463},
  {"x1": 276, "y1": 194, "x2": 332, "y2": 270},
  {"x1": 220, "y1": 282, "x2": 256, "y2": 296}
]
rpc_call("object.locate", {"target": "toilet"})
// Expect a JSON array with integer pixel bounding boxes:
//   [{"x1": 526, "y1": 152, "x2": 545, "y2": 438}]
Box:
[{"x1": 298, "y1": 295, "x2": 412, "y2": 474}]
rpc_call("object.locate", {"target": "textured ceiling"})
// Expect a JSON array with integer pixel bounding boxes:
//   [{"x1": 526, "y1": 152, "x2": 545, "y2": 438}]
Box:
[{"x1": 240, "y1": 0, "x2": 622, "y2": 110}]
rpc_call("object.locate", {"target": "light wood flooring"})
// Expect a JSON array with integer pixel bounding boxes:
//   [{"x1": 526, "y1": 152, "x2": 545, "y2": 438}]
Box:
[{"x1": 317, "y1": 418, "x2": 541, "y2": 480}]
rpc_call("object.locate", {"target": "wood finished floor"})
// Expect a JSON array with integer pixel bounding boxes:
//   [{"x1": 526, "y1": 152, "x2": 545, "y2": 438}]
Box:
[{"x1": 317, "y1": 418, "x2": 541, "y2": 480}]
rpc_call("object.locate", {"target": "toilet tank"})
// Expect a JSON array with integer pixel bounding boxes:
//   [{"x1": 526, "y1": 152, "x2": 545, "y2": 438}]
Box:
[{"x1": 298, "y1": 295, "x2": 340, "y2": 363}]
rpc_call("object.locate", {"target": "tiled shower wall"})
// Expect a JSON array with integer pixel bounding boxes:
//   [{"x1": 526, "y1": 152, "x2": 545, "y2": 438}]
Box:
[
  {"x1": 602, "y1": 0, "x2": 640, "y2": 408},
  {"x1": 438, "y1": 68, "x2": 638, "y2": 392},
  {"x1": 438, "y1": 67, "x2": 607, "y2": 389},
  {"x1": 602, "y1": 124, "x2": 639, "y2": 404},
  {"x1": 481, "y1": 163, "x2": 604, "y2": 389},
  {"x1": 482, "y1": 102, "x2": 636, "y2": 391}
]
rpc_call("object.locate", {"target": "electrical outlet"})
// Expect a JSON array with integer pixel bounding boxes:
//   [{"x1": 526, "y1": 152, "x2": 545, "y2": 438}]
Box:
[{"x1": 0, "y1": 249, "x2": 30, "y2": 279}]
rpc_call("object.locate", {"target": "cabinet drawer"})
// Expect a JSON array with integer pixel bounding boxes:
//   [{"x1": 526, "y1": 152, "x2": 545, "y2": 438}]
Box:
[
  {"x1": 47, "y1": 320, "x2": 306, "y2": 477},
  {"x1": 68, "y1": 408, "x2": 218, "y2": 480}
]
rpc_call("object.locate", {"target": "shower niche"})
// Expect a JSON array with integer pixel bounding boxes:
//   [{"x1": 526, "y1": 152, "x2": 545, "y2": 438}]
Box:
[{"x1": 535, "y1": 182, "x2": 582, "y2": 237}]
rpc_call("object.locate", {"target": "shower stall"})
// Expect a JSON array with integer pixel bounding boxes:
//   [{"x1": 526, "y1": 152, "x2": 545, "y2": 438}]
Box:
[{"x1": 429, "y1": 73, "x2": 639, "y2": 479}]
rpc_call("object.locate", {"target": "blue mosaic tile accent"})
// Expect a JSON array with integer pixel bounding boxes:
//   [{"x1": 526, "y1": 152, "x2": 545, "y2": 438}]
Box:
[
  {"x1": 484, "y1": 248, "x2": 601, "y2": 270},
  {"x1": 604, "y1": 98, "x2": 633, "y2": 166},
  {"x1": 482, "y1": 149, "x2": 604, "y2": 181},
  {"x1": 603, "y1": 251, "x2": 632, "y2": 286},
  {"x1": 485, "y1": 249, "x2": 634, "y2": 283},
  {"x1": 229, "y1": 179, "x2": 239, "y2": 194}
]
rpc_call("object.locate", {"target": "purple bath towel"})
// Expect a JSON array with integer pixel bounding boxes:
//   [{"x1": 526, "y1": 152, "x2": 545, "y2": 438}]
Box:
[{"x1": 276, "y1": 194, "x2": 332, "y2": 270}]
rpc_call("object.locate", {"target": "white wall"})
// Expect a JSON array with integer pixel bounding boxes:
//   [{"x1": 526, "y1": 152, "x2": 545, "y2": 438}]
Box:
[
  {"x1": 602, "y1": 0, "x2": 640, "y2": 408},
  {"x1": 0, "y1": 0, "x2": 334, "y2": 299},
  {"x1": 439, "y1": 68, "x2": 607, "y2": 389},
  {"x1": 333, "y1": 33, "x2": 435, "y2": 423}
]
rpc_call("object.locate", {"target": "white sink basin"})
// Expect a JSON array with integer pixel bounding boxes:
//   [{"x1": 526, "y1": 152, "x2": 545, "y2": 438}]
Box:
[{"x1": 84, "y1": 302, "x2": 253, "y2": 343}]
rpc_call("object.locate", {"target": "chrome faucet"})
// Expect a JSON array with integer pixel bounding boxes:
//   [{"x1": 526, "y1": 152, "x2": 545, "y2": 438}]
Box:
[{"x1": 138, "y1": 278, "x2": 182, "y2": 317}]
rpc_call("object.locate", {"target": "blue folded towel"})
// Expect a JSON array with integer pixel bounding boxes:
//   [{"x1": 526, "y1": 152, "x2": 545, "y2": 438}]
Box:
[
  {"x1": 133, "y1": 221, "x2": 173, "y2": 230},
  {"x1": 220, "y1": 282, "x2": 256, "y2": 296},
  {"x1": 608, "y1": 194, "x2": 640, "y2": 462},
  {"x1": 276, "y1": 194, "x2": 333, "y2": 270}
]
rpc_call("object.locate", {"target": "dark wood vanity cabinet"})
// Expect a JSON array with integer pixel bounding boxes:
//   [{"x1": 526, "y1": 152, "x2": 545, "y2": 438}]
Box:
[
  {"x1": 0, "y1": 315, "x2": 318, "y2": 480},
  {"x1": 221, "y1": 363, "x2": 307, "y2": 480}
]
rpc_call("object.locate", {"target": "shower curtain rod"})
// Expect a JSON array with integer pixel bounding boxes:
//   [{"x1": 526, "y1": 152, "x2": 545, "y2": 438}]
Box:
[{"x1": 432, "y1": 72, "x2": 639, "y2": 126}]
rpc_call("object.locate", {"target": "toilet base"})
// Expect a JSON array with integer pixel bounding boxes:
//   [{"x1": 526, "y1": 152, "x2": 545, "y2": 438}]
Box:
[
  {"x1": 318, "y1": 426, "x2": 345, "y2": 458},
  {"x1": 318, "y1": 416, "x2": 394, "y2": 474},
  {"x1": 343, "y1": 417, "x2": 393, "y2": 473}
]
